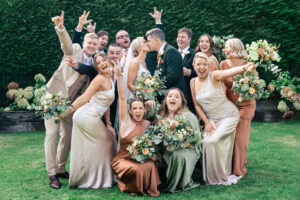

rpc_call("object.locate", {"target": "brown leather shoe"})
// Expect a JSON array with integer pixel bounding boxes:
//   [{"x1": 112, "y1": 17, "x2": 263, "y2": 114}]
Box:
[
  {"x1": 56, "y1": 172, "x2": 69, "y2": 179},
  {"x1": 49, "y1": 175, "x2": 61, "y2": 189}
]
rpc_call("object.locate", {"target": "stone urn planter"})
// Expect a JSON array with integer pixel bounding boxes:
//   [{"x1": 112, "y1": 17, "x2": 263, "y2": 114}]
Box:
[
  {"x1": 253, "y1": 100, "x2": 283, "y2": 122},
  {"x1": 0, "y1": 111, "x2": 45, "y2": 133}
]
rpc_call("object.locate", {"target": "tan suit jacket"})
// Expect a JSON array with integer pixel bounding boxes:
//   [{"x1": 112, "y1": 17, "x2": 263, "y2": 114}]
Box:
[
  {"x1": 46, "y1": 27, "x2": 85, "y2": 98},
  {"x1": 44, "y1": 26, "x2": 87, "y2": 176}
]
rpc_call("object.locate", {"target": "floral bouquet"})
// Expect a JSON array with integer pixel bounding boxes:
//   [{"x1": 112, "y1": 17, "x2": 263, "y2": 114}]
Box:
[
  {"x1": 212, "y1": 34, "x2": 234, "y2": 61},
  {"x1": 158, "y1": 116, "x2": 196, "y2": 152},
  {"x1": 127, "y1": 133, "x2": 156, "y2": 163},
  {"x1": 34, "y1": 87, "x2": 71, "y2": 123},
  {"x1": 232, "y1": 68, "x2": 270, "y2": 105},
  {"x1": 246, "y1": 40, "x2": 281, "y2": 74},
  {"x1": 133, "y1": 70, "x2": 166, "y2": 119}
]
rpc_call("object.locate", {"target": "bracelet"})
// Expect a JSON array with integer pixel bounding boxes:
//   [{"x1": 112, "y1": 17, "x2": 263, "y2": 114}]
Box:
[{"x1": 107, "y1": 122, "x2": 112, "y2": 126}]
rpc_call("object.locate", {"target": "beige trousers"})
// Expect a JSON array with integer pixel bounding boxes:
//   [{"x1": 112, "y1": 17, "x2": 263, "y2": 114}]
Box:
[{"x1": 44, "y1": 115, "x2": 72, "y2": 176}]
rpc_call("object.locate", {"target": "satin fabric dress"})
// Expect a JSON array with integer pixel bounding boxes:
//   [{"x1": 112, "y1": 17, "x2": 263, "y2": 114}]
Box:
[
  {"x1": 115, "y1": 64, "x2": 150, "y2": 149},
  {"x1": 162, "y1": 110, "x2": 202, "y2": 193},
  {"x1": 221, "y1": 60, "x2": 256, "y2": 176},
  {"x1": 111, "y1": 120, "x2": 161, "y2": 196},
  {"x1": 69, "y1": 80, "x2": 116, "y2": 188},
  {"x1": 196, "y1": 74, "x2": 240, "y2": 185}
]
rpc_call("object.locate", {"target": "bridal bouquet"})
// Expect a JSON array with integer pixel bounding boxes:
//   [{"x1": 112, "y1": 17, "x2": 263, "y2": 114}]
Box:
[
  {"x1": 34, "y1": 87, "x2": 71, "y2": 123},
  {"x1": 246, "y1": 40, "x2": 281, "y2": 74},
  {"x1": 232, "y1": 68, "x2": 270, "y2": 105},
  {"x1": 127, "y1": 133, "x2": 156, "y2": 163},
  {"x1": 134, "y1": 70, "x2": 166, "y2": 100},
  {"x1": 157, "y1": 116, "x2": 196, "y2": 152},
  {"x1": 134, "y1": 70, "x2": 166, "y2": 119}
]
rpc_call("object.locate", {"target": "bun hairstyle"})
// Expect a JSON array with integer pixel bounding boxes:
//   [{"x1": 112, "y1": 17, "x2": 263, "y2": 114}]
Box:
[{"x1": 130, "y1": 37, "x2": 144, "y2": 57}]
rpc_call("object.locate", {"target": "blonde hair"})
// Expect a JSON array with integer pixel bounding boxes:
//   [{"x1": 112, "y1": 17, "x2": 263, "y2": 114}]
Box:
[
  {"x1": 84, "y1": 33, "x2": 98, "y2": 41},
  {"x1": 193, "y1": 52, "x2": 208, "y2": 65},
  {"x1": 130, "y1": 37, "x2": 144, "y2": 57},
  {"x1": 225, "y1": 38, "x2": 247, "y2": 58}
]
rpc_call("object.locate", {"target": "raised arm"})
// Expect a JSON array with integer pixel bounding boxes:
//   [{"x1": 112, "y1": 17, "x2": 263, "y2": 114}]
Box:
[
  {"x1": 72, "y1": 10, "x2": 93, "y2": 45},
  {"x1": 65, "y1": 56, "x2": 97, "y2": 78},
  {"x1": 150, "y1": 7, "x2": 164, "y2": 32},
  {"x1": 113, "y1": 61, "x2": 130, "y2": 124},
  {"x1": 211, "y1": 62, "x2": 255, "y2": 82},
  {"x1": 127, "y1": 59, "x2": 140, "y2": 92},
  {"x1": 52, "y1": 11, "x2": 73, "y2": 56},
  {"x1": 190, "y1": 78, "x2": 214, "y2": 134}
]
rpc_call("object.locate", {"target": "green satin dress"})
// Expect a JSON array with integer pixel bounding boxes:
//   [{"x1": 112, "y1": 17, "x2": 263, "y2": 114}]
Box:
[{"x1": 162, "y1": 110, "x2": 202, "y2": 193}]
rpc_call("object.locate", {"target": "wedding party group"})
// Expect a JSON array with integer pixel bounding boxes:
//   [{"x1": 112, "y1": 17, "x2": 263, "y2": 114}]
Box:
[{"x1": 45, "y1": 8, "x2": 257, "y2": 196}]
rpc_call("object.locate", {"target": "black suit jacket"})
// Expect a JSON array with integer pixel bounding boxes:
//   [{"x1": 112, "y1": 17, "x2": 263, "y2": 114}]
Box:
[{"x1": 158, "y1": 43, "x2": 188, "y2": 99}]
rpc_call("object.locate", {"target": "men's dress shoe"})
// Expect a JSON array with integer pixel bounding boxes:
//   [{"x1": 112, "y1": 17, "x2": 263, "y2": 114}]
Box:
[
  {"x1": 56, "y1": 172, "x2": 69, "y2": 179},
  {"x1": 49, "y1": 175, "x2": 61, "y2": 189}
]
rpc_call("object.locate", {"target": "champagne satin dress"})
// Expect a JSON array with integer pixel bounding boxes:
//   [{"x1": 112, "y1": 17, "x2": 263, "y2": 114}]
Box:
[
  {"x1": 196, "y1": 74, "x2": 240, "y2": 185},
  {"x1": 69, "y1": 80, "x2": 116, "y2": 188}
]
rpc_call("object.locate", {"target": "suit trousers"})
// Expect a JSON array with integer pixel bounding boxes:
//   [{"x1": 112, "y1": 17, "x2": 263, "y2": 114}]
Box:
[{"x1": 44, "y1": 115, "x2": 72, "y2": 176}]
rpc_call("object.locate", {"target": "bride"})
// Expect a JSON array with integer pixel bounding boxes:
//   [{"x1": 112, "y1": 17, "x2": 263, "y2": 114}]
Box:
[{"x1": 123, "y1": 36, "x2": 151, "y2": 100}]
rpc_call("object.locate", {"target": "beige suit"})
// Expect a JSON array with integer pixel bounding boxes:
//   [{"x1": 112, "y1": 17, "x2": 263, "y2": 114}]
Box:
[{"x1": 44, "y1": 26, "x2": 86, "y2": 176}]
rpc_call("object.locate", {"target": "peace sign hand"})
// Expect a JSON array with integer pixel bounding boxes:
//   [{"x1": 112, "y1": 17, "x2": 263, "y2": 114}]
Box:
[
  {"x1": 149, "y1": 7, "x2": 163, "y2": 24},
  {"x1": 52, "y1": 11, "x2": 64, "y2": 30},
  {"x1": 112, "y1": 60, "x2": 122, "y2": 77}
]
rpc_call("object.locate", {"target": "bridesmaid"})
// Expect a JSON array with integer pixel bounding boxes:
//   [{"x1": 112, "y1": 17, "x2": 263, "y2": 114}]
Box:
[
  {"x1": 61, "y1": 53, "x2": 116, "y2": 188},
  {"x1": 190, "y1": 52, "x2": 254, "y2": 185},
  {"x1": 195, "y1": 34, "x2": 219, "y2": 71},
  {"x1": 111, "y1": 61, "x2": 160, "y2": 196},
  {"x1": 158, "y1": 88, "x2": 202, "y2": 193},
  {"x1": 220, "y1": 38, "x2": 257, "y2": 178}
]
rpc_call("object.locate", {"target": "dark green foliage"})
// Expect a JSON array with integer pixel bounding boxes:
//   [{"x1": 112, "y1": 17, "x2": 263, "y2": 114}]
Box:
[{"x1": 0, "y1": 0, "x2": 299, "y2": 106}]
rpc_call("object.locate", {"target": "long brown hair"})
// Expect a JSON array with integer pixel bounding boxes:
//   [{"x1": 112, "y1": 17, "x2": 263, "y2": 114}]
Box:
[
  {"x1": 159, "y1": 88, "x2": 188, "y2": 120},
  {"x1": 195, "y1": 34, "x2": 219, "y2": 62},
  {"x1": 93, "y1": 53, "x2": 112, "y2": 73}
]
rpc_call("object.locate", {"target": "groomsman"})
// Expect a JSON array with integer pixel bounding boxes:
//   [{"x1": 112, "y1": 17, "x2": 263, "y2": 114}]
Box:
[
  {"x1": 146, "y1": 28, "x2": 188, "y2": 100},
  {"x1": 150, "y1": 7, "x2": 196, "y2": 111},
  {"x1": 72, "y1": 10, "x2": 109, "y2": 54},
  {"x1": 45, "y1": 11, "x2": 99, "y2": 189}
]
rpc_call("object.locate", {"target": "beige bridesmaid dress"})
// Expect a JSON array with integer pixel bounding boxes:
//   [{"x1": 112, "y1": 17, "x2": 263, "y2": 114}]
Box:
[
  {"x1": 69, "y1": 80, "x2": 116, "y2": 188},
  {"x1": 196, "y1": 74, "x2": 240, "y2": 185}
]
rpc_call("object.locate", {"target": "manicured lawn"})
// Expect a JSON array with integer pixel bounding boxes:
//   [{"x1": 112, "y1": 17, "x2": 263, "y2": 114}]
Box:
[{"x1": 0, "y1": 121, "x2": 299, "y2": 200}]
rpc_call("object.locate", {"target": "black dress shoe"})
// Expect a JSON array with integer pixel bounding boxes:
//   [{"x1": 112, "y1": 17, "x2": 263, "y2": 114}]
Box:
[
  {"x1": 56, "y1": 172, "x2": 69, "y2": 179},
  {"x1": 49, "y1": 175, "x2": 61, "y2": 189}
]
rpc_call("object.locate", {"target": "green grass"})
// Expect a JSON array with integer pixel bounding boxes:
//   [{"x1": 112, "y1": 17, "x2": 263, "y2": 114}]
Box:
[{"x1": 0, "y1": 121, "x2": 299, "y2": 200}]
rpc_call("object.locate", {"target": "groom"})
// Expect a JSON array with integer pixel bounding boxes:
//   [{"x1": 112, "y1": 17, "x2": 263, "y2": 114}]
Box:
[{"x1": 146, "y1": 28, "x2": 188, "y2": 100}]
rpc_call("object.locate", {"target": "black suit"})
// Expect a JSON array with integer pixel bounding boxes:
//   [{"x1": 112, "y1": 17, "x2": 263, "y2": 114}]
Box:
[
  {"x1": 158, "y1": 43, "x2": 188, "y2": 100},
  {"x1": 182, "y1": 47, "x2": 196, "y2": 112}
]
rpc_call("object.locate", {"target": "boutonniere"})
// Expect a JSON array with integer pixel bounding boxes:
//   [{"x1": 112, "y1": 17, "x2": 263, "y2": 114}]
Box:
[
  {"x1": 158, "y1": 49, "x2": 164, "y2": 56},
  {"x1": 184, "y1": 51, "x2": 190, "y2": 55},
  {"x1": 160, "y1": 59, "x2": 164, "y2": 64}
]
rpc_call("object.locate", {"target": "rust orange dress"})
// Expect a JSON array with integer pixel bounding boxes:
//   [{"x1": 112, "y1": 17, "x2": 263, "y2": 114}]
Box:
[
  {"x1": 221, "y1": 60, "x2": 256, "y2": 176},
  {"x1": 111, "y1": 120, "x2": 161, "y2": 196}
]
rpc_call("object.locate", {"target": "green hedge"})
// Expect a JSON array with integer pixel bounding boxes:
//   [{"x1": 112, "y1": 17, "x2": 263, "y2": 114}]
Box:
[{"x1": 0, "y1": 0, "x2": 299, "y2": 107}]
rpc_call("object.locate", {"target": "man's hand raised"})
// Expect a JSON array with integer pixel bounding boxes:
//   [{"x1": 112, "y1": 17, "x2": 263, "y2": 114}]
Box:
[
  {"x1": 149, "y1": 7, "x2": 163, "y2": 24},
  {"x1": 52, "y1": 11, "x2": 64, "y2": 30},
  {"x1": 77, "y1": 10, "x2": 93, "y2": 31}
]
